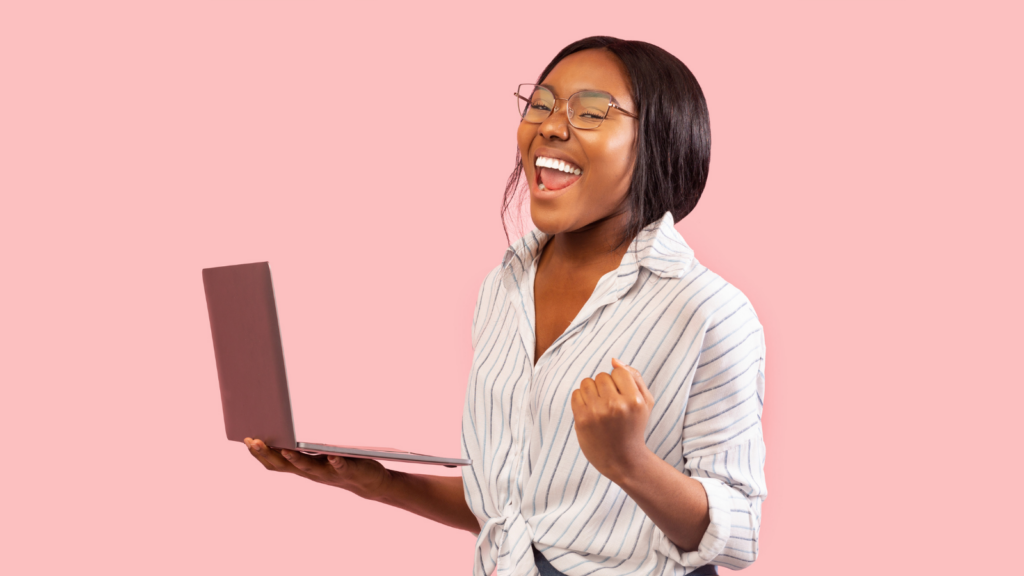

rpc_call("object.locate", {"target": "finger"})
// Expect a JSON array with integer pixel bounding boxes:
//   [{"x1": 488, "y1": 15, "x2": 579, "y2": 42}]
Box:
[
  {"x1": 244, "y1": 438, "x2": 273, "y2": 470},
  {"x1": 251, "y1": 439, "x2": 306, "y2": 474},
  {"x1": 612, "y1": 358, "x2": 653, "y2": 405},
  {"x1": 327, "y1": 455, "x2": 350, "y2": 473},
  {"x1": 571, "y1": 388, "x2": 585, "y2": 409},
  {"x1": 609, "y1": 359, "x2": 641, "y2": 399},
  {"x1": 630, "y1": 367, "x2": 654, "y2": 406},
  {"x1": 595, "y1": 372, "x2": 620, "y2": 398},
  {"x1": 280, "y1": 449, "x2": 328, "y2": 477},
  {"x1": 571, "y1": 389, "x2": 589, "y2": 420},
  {"x1": 580, "y1": 378, "x2": 598, "y2": 401},
  {"x1": 245, "y1": 438, "x2": 281, "y2": 470}
]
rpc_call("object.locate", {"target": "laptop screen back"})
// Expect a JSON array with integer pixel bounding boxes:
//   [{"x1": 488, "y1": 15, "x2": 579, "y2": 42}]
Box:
[{"x1": 202, "y1": 262, "x2": 296, "y2": 449}]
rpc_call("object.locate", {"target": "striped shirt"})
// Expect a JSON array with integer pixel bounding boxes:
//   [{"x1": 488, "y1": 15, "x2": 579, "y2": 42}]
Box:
[{"x1": 461, "y1": 210, "x2": 767, "y2": 576}]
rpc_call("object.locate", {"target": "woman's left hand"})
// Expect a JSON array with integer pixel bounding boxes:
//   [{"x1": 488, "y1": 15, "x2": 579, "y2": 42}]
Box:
[{"x1": 571, "y1": 358, "x2": 656, "y2": 483}]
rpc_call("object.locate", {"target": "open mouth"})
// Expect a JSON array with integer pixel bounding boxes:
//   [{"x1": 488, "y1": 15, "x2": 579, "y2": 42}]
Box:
[{"x1": 535, "y1": 155, "x2": 583, "y2": 192}]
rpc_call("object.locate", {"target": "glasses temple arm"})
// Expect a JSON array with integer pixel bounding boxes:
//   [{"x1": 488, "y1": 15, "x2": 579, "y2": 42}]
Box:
[{"x1": 609, "y1": 102, "x2": 638, "y2": 118}]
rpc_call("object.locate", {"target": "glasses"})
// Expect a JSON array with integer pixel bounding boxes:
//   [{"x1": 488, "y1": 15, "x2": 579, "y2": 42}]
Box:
[{"x1": 514, "y1": 83, "x2": 637, "y2": 130}]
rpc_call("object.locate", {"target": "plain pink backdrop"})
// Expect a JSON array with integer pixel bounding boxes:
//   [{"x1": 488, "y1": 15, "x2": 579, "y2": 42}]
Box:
[{"x1": 1, "y1": 1, "x2": 1021, "y2": 574}]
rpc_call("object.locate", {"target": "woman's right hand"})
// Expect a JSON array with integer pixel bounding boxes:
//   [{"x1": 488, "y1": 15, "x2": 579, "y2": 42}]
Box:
[{"x1": 243, "y1": 437, "x2": 392, "y2": 501}]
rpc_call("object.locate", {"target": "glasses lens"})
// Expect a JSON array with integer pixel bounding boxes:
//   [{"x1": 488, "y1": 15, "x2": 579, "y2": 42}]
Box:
[
  {"x1": 518, "y1": 85, "x2": 554, "y2": 123},
  {"x1": 568, "y1": 91, "x2": 612, "y2": 129}
]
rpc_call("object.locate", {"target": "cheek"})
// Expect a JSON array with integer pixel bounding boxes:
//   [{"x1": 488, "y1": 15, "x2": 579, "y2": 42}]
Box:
[{"x1": 584, "y1": 130, "x2": 635, "y2": 188}]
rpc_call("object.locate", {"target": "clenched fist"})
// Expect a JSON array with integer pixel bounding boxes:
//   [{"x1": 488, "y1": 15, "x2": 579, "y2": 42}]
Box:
[{"x1": 570, "y1": 357, "x2": 656, "y2": 483}]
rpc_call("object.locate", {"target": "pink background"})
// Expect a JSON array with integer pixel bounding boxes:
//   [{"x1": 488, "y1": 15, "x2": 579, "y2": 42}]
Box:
[{"x1": 1, "y1": 1, "x2": 1021, "y2": 574}]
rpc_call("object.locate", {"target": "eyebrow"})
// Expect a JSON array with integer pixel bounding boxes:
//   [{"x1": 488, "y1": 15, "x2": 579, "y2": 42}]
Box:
[{"x1": 538, "y1": 83, "x2": 624, "y2": 105}]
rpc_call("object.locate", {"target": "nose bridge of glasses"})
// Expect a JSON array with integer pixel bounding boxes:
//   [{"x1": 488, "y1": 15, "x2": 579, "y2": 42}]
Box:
[{"x1": 551, "y1": 96, "x2": 575, "y2": 118}]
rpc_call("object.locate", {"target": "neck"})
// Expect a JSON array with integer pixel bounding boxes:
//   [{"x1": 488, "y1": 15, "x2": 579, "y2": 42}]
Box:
[{"x1": 542, "y1": 209, "x2": 633, "y2": 271}]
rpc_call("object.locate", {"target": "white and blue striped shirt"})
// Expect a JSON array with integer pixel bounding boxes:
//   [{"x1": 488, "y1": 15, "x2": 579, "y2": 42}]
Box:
[{"x1": 461, "y1": 210, "x2": 767, "y2": 576}]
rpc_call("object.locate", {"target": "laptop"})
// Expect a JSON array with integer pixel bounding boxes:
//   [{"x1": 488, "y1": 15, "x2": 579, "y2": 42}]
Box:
[{"x1": 202, "y1": 261, "x2": 471, "y2": 468}]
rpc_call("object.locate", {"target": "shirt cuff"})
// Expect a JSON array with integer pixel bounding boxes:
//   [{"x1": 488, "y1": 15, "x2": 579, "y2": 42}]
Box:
[{"x1": 652, "y1": 476, "x2": 733, "y2": 566}]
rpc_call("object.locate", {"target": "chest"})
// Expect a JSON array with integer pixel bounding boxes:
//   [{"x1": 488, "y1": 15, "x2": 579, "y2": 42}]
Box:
[{"x1": 532, "y1": 269, "x2": 603, "y2": 366}]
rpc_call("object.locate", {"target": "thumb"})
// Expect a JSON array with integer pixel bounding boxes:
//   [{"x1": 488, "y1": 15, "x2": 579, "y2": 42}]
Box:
[
  {"x1": 612, "y1": 357, "x2": 654, "y2": 406},
  {"x1": 328, "y1": 455, "x2": 349, "y2": 472}
]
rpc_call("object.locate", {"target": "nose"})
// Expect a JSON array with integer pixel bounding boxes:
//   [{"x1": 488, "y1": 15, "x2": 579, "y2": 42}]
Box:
[{"x1": 539, "y1": 99, "x2": 570, "y2": 141}]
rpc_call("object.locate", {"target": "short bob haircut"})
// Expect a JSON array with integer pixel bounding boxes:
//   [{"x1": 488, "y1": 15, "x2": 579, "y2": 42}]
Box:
[{"x1": 503, "y1": 36, "x2": 711, "y2": 253}]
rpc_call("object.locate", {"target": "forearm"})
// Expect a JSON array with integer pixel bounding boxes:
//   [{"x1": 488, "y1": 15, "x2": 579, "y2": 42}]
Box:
[
  {"x1": 611, "y1": 449, "x2": 710, "y2": 552},
  {"x1": 372, "y1": 470, "x2": 480, "y2": 535}
]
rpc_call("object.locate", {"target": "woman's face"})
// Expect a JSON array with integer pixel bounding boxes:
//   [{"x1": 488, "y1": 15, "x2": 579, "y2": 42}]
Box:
[{"x1": 517, "y1": 48, "x2": 637, "y2": 237}]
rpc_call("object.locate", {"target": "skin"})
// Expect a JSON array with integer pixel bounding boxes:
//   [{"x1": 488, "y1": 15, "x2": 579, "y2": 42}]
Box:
[
  {"x1": 244, "y1": 47, "x2": 710, "y2": 553},
  {"x1": 242, "y1": 437, "x2": 479, "y2": 534},
  {"x1": 522, "y1": 49, "x2": 637, "y2": 368}
]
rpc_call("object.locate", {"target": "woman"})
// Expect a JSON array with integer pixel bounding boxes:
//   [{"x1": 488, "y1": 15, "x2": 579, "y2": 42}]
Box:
[{"x1": 244, "y1": 36, "x2": 766, "y2": 576}]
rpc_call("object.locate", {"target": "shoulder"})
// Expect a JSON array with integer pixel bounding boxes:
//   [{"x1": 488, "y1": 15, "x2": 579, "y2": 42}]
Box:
[
  {"x1": 471, "y1": 264, "x2": 505, "y2": 348},
  {"x1": 476, "y1": 263, "x2": 504, "y2": 303},
  {"x1": 656, "y1": 259, "x2": 762, "y2": 342}
]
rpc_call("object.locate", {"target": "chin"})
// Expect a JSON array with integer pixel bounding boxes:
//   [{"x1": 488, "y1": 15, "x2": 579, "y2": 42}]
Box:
[{"x1": 529, "y1": 203, "x2": 575, "y2": 235}]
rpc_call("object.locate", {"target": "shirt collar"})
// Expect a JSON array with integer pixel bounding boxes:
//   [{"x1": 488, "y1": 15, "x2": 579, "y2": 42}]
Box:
[{"x1": 501, "y1": 210, "x2": 695, "y2": 280}]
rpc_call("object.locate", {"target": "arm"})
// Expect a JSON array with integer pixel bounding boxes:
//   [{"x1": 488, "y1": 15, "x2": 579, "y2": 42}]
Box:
[
  {"x1": 573, "y1": 317, "x2": 766, "y2": 569},
  {"x1": 611, "y1": 430, "x2": 766, "y2": 569},
  {"x1": 571, "y1": 360, "x2": 714, "y2": 554},
  {"x1": 607, "y1": 449, "x2": 710, "y2": 552},
  {"x1": 648, "y1": 313, "x2": 767, "y2": 569},
  {"x1": 374, "y1": 469, "x2": 480, "y2": 535}
]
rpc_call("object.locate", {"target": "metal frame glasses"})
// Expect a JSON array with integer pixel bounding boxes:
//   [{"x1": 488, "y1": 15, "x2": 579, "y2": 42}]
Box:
[{"x1": 514, "y1": 83, "x2": 637, "y2": 130}]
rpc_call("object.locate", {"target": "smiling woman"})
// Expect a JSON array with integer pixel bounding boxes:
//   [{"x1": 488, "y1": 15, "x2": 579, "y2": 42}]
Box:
[
  {"x1": 503, "y1": 38, "x2": 711, "y2": 259},
  {"x1": 461, "y1": 36, "x2": 765, "y2": 576},
  {"x1": 240, "y1": 35, "x2": 763, "y2": 576}
]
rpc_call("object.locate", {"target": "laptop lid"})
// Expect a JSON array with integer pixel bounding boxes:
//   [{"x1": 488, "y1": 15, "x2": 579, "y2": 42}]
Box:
[{"x1": 202, "y1": 261, "x2": 297, "y2": 450}]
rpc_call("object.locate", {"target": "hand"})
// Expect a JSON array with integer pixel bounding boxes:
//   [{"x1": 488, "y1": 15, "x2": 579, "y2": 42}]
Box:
[
  {"x1": 243, "y1": 437, "x2": 391, "y2": 501},
  {"x1": 570, "y1": 358, "x2": 655, "y2": 483}
]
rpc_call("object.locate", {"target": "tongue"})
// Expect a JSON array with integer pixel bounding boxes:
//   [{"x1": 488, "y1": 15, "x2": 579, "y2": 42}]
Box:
[{"x1": 540, "y1": 167, "x2": 581, "y2": 191}]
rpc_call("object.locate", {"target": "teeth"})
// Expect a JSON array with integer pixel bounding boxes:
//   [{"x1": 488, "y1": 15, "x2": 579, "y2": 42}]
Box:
[
  {"x1": 538, "y1": 182, "x2": 547, "y2": 191},
  {"x1": 533, "y1": 155, "x2": 582, "y2": 175}
]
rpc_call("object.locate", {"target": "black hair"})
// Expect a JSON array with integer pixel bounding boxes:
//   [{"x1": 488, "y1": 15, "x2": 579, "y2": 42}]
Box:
[{"x1": 502, "y1": 36, "x2": 711, "y2": 253}]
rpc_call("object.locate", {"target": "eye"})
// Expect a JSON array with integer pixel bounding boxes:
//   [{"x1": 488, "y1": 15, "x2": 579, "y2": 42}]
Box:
[{"x1": 531, "y1": 103, "x2": 552, "y2": 112}]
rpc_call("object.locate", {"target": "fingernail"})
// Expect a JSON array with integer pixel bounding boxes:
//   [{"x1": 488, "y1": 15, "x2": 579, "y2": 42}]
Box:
[{"x1": 282, "y1": 451, "x2": 292, "y2": 459}]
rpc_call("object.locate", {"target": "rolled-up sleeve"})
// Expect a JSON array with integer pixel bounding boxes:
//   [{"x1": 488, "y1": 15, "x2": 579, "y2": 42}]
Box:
[{"x1": 653, "y1": 303, "x2": 767, "y2": 570}]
